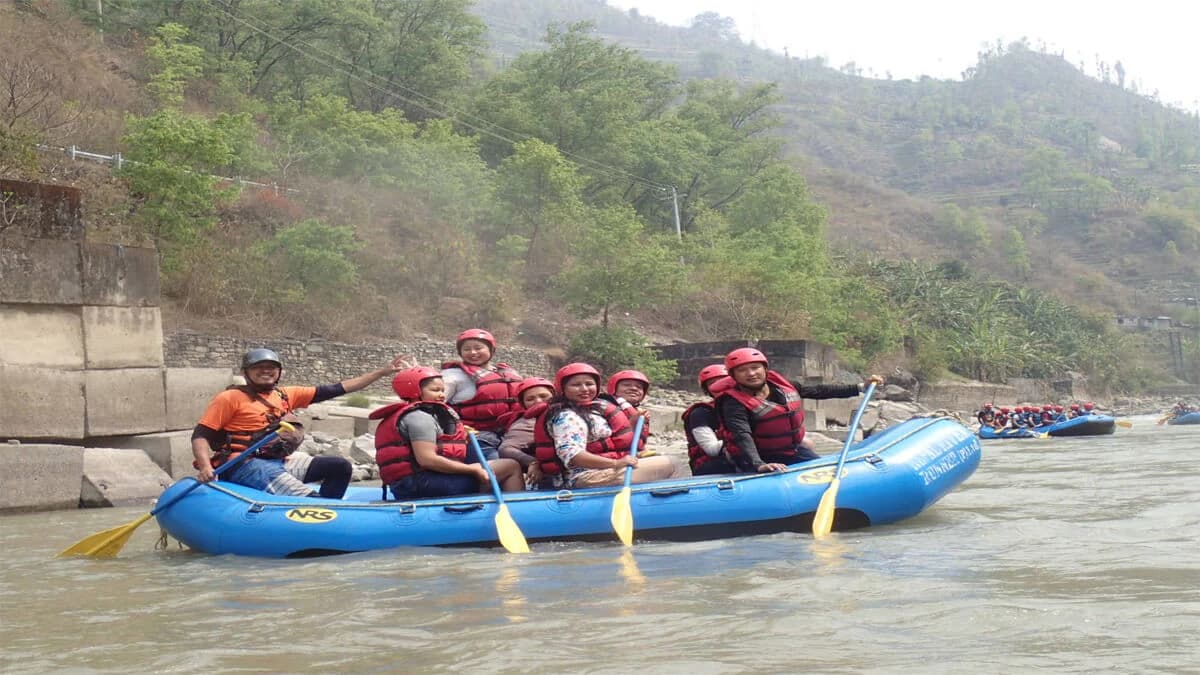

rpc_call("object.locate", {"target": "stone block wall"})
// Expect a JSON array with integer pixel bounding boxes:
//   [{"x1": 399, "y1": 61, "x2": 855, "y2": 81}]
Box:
[
  {"x1": 0, "y1": 179, "x2": 169, "y2": 441},
  {"x1": 917, "y1": 381, "x2": 1019, "y2": 412},
  {"x1": 164, "y1": 333, "x2": 553, "y2": 396}
]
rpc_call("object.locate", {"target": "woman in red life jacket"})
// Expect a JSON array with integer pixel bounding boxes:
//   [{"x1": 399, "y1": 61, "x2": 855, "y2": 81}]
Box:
[
  {"x1": 372, "y1": 367, "x2": 524, "y2": 500},
  {"x1": 440, "y1": 328, "x2": 522, "y2": 461},
  {"x1": 683, "y1": 364, "x2": 737, "y2": 476},
  {"x1": 716, "y1": 348, "x2": 883, "y2": 473},
  {"x1": 534, "y1": 363, "x2": 681, "y2": 489},
  {"x1": 497, "y1": 377, "x2": 556, "y2": 489}
]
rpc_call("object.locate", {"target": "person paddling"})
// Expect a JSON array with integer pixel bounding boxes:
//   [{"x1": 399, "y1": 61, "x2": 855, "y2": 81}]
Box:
[{"x1": 191, "y1": 348, "x2": 405, "y2": 498}]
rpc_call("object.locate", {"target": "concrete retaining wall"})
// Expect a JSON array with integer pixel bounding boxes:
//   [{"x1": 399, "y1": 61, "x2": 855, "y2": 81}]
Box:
[
  {"x1": 98, "y1": 430, "x2": 196, "y2": 481},
  {"x1": 917, "y1": 381, "x2": 1019, "y2": 412},
  {"x1": 0, "y1": 305, "x2": 84, "y2": 368},
  {"x1": 0, "y1": 443, "x2": 85, "y2": 513},
  {"x1": 82, "y1": 306, "x2": 164, "y2": 369},
  {"x1": 0, "y1": 366, "x2": 86, "y2": 439},
  {"x1": 165, "y1": 367, "x2": 237, "y2": 430},
  {"x1": 85, "y1": 368, "x2": 167, "y2": 437},
  {"x1": 80, "y1": 447, "x2": 174, "y2": 507}
]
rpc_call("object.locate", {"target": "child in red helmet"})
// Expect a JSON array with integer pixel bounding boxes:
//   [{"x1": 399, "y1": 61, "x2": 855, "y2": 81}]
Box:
[{"x1": 370, "y1": 367, "x2": 524, "y2": 499}]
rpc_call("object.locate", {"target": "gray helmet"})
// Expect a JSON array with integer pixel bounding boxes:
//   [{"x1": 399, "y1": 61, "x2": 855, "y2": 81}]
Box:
[{"x1": 241, "y1": 348, "x2": 282, "y2": 370}]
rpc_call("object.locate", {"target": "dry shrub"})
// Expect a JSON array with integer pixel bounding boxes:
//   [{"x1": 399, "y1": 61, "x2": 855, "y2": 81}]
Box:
[{"x1": 0, "y1": 1, "x2": 142, "y2": 156}]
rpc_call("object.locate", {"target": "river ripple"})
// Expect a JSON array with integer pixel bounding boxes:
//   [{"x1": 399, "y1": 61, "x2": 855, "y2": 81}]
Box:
[{"x1": 2, "y1": 415, "x2": 1196, "y2": 673}]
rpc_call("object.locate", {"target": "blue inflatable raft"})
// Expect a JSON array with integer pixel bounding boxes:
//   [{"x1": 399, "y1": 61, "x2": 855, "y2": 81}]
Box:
[
  {"x1": 1166, "y1": 411, "x2": 1200, "y2": 425},
  {"x1": 978, "y1": 413, "x2": 1116, "y2": 439},
  {"x1": 155, "y1": 417, "x2": 980, "y2": 558}
]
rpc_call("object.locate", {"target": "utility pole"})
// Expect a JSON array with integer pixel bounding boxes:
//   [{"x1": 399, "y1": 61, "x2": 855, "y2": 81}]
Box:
[
  {"x1": 670, "y1": 185, "x2": 682, "y2": 243},
  {"x1": 97, "y1": 0, "x2": 104, "y2": 43}
]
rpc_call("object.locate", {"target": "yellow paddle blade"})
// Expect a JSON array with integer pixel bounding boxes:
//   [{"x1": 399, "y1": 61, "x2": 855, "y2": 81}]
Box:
[
  {"x1": 812, "y1": 477, "x2": 841, "y2": 538},
  {"x1": 58, "y1": 513, "x2": 152, "y2": 558},
  {"x1": 494, "y1": 504, "x2": 530, "y2": 554},
  {"x1": 1115, "y1": 420, "x2": 1133, "y2": 428},
  {"x1": 611, "y1": 487, "x2": 633, "y2": 547}
]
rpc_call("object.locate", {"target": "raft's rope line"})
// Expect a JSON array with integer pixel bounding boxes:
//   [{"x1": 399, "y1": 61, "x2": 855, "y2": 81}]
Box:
[{"x1": 200, "y1": 418, "x2": 956, "y2": 511}]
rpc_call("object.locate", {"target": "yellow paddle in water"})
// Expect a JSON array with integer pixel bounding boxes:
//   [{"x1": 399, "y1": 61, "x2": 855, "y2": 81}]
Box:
[
  {"x1": 813, "y1": 382, "x2": 876, "y2": 538},
  {"x1": 468, "y1": 431, "x2": 529, "y2": 554},
  {"x1": 611, "y1": 415, "x2": 646, "y2": 547},
  {"x1": 1115, "y1": 420, "x2": 1133, "y2": 428},
  {"x1": 58, "y1": 423, "x2": 293, "y2": 559}
]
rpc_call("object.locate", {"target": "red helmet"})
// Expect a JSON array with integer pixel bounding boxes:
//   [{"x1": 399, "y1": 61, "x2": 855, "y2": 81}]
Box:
[
  {"x1": 607, "y1": 369, "x2": 650, "y2": 396},
  {"x1": 554, "y1": 362, "x2": 601, "y2": 393},
  {"x1": 1054, "y1": 405, "x2": 1063, "y2": 412},
  {"x1": 706, "y1": 376, "x2": 735, "y2": 395},
  {"x1": 516, "y1": 376, "x2": 555, "y2": 402},
  {"x1": 1042, "y1": 405, "x2": 1052, "y2": 412},
  {"x1": 999, "y1": 407, "x2": 1011, "y2": 413},
  {"x1": 724, "y1": 347, "x2": 768, "y2": 371},
  {"x1": 392, "y1": 366, "x2": 442, "y2": 401},
  {"x1": 698, "y1": 364, "x2": 728, "y2": 389},
  {"x1": 1070, "y1": 404, "x2": 1080, "y2": 409},
  {"x1": 1084, "y1": 402, "x2": 1095, "y2": 410},
  {"x1": 982, "y1": 403, "x2": 993, "y2": 409},
  {"x1": 456, "y1": 328, "x2": 496, "y2": 353}
]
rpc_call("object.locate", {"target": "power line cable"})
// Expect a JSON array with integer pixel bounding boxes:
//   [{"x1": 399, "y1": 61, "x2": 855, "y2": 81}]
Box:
[{"x1": 202, "y1": 0, "x2": 673, "y2": 193}]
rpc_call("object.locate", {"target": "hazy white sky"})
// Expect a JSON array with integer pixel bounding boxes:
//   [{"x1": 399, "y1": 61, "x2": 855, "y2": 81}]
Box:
[{"x1": 606, "y1": 0, "x2": 1199, "y2": 111}]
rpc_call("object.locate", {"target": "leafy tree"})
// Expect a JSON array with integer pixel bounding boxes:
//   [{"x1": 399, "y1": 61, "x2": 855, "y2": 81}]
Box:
[
  {"x1": 1001, "y1": 227, "x2": 1032, "y2": 278},
  {"x1": 554, "y1": 205, "x2": 683, "y2": 329},
  {"x1": 475, "y1": 22, "x2": 677, "y2": 167},
  {"x1": 121, "y1": 109, "x2": 239, "y2": 272},
  {"x1": 494, "y1": 138, "x2": 585, "y2": 271},
  {"x1": 144, "y1": 24, "x2": 204, "y2": 107},
  {"x1": 567, "y1": 324, "x2": 677, "y2": 382},
  {"x1": 255, "y1": 218, "x2": 361, "y2": 306}
]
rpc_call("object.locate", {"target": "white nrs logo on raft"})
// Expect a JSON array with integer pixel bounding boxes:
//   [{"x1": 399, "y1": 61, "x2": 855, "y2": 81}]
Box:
[{"x1": 285, "y1": 508, "x2": 338, "y2": 524}]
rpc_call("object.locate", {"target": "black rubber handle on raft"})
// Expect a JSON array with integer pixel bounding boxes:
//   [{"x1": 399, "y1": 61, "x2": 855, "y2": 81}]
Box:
[
  {"x1": 649, "y1": 487, "x2": 690, "y2": 498},
  {"x1": 443, "y1": 504, "x2": 485, "y2": 514}
]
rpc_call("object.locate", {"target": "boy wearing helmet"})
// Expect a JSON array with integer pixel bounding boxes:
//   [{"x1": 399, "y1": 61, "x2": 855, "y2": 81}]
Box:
[
  {"x1": 717, "y1": 347, "x2": 884, "y2": 473},
  {"x1": 682, "y1": 365, "x2": 737, "y2": 475},
  {"x1": 371, "y1": 367, "x2": 524, "y2": 499},
  {"x1": 191, "y1": 348, "x2": 407, "y2": 498},
  {"x1": 440, "y1": 328, "x2": 523, "y2": 460}
]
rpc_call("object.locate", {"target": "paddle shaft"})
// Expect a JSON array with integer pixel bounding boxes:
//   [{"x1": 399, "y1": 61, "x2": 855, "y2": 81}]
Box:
[
  {"x1": 468, "y1": 432, "x2": 505, "y2": 503},
  {"x1": 829, "y1": 382, "x2": 877, "y2": 482},
  {"x1": 150, "y1": 428, "x2": 284, "y2": 517},
  {"x1": 622, "y1": 415, "x2": 646, "y2": 489}
]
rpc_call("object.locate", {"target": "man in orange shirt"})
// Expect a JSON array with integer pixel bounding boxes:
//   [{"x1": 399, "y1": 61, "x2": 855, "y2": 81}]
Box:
[{"x1": 191, "y1": 348, "x2": 407, "y2": 498}]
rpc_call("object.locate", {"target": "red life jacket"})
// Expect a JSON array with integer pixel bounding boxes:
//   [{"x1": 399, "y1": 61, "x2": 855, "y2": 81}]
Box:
[
  {"x1": 529, "y1": 399, "x2": 640, "y2": 477},
  {"x1": 717, "y1": 371, "x2": 806, "y2": 464},
  {"x1": 369, "y1": 400, "x2": 468, "y2": 485},
  {"x1": 682, "y1": 400, "x2": 720, "y2": 472},
  {"x1": 442, "y1": 361, "x2": 522, "y2": 432},
  {"x1": 599, "y1": 393, "x2": 651, "y2": 446}
]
